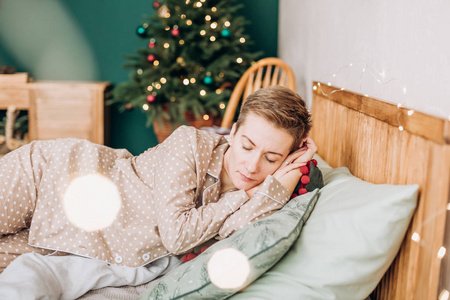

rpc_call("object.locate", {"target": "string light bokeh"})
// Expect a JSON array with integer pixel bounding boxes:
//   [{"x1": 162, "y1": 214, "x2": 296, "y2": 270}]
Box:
[{"x1": 314, "y1": 62, "x2": 450, "y2": 131}]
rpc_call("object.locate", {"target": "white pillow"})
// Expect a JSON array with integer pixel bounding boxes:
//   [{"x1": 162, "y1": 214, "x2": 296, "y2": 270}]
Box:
[{"x1": 229, "y1": 155, "x2": 418, "y2": 300}]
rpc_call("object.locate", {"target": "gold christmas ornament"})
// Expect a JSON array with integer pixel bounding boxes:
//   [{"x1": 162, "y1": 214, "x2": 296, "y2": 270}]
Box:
[{"x1": 158, "y1": 5, "x2": 170, "y2": 18}]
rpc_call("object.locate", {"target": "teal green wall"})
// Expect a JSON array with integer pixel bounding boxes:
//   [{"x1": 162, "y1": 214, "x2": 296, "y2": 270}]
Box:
[{"x1": 0, "y1": 0, "x2": 278, "y2": 155}]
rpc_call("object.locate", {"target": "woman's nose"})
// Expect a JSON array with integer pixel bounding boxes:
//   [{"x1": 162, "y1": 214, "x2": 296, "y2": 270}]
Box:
[{"x1": 246, "y1": 155, "x2": 260, "y2": 174}]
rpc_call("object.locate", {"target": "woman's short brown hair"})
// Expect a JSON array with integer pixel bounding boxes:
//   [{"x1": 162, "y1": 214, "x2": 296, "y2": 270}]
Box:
[{"x1": 234, "y1": 86, "x2": 312, "y2": 152}]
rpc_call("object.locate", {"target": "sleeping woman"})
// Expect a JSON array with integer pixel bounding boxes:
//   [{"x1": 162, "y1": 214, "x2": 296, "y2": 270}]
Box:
[{"x1": 0, "y1": 86, "x2": 316, "y2": 297}]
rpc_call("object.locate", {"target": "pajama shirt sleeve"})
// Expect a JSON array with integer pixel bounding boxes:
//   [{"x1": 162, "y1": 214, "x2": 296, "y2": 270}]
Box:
[
  {"x1": 153, "y1": 126, "x2": 247, "y2": 254},
  {"x1": 217, "y1": 175, "x2": 291, "y2": 239},
  {"x1": 0, "y1": 140, "x2": 54, "y2": 236}
]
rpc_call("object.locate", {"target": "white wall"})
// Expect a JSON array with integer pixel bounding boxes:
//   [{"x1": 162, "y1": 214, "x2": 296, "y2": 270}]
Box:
[
  {"x1": 279, "y1": 0, "x2": 450, "y2": 120},
  {"x1": 279, "y1": 0, "x2": 450, "y2": 293}
]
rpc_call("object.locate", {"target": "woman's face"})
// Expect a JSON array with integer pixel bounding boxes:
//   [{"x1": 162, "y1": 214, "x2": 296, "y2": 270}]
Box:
[{"x1": 225, "y1": 113, "x2": 294, "y2": 191}]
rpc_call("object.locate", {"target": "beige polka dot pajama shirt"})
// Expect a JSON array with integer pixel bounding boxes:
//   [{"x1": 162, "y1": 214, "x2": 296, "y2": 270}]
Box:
[{"x1": 0, "y1": 126, "x2": 290, "y2": 272}]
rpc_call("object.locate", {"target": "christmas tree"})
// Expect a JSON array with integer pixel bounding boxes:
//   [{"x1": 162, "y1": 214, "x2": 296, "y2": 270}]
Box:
[{"x1": 112, "y1": 0, "x2": 261, "y2": 129}]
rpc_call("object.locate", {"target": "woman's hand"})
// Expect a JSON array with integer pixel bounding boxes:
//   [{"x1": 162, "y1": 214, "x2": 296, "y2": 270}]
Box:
[
  {"x1": 246, "y1": 137, "x2": 318, "y2": 198},
  {"x1": 274, "y1": 137, "x2": 317, "y2": 176},
  {"x1": 272, "y1": 137, "x2": 318, "y2": 194}
]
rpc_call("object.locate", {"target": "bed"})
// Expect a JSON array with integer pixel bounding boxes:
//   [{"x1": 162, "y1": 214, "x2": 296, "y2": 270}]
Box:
[{"x1": 78, "y1": 81, "x2": 450, "y2": 299}]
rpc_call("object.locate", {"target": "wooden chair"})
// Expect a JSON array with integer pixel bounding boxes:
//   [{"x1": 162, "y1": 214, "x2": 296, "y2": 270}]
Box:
[{"x1": 220, "y1": 57, "x2": 296, "y2": 129}]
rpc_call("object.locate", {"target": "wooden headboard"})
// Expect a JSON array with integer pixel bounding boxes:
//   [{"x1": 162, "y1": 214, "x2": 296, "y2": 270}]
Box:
[{"x1": 310, "y1": 81, "x2": 450, "y2": 299}]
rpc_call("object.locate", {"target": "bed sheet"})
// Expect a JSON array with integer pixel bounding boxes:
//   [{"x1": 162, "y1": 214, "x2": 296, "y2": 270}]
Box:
[{"x1": 0, "y1": 252, "x2": 182, "y2": 300}]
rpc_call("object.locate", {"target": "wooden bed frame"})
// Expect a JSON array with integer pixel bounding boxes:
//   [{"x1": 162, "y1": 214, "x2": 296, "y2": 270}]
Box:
[{"x1": 310, "y1": 81, "x2": 450, "y2": 299}]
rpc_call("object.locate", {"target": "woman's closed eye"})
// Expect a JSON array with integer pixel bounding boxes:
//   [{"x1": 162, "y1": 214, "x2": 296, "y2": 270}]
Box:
[
  {"x1": 242, "y1": 144, "x2": 252, "y2": 151},
  {"x1": 265, "y1": 156, "x2": 276, "y2": 163},
  {"x1": 241, "y1": 143, "x2": 278, "y2": 163}
]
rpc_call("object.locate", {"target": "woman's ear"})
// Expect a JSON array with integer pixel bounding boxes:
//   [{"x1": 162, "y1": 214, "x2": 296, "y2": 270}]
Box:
[
  {"x1": 229, "y1": 123, "x2": 237, "y2": 146},
  {"x1": 300, "y1": 136, "x2": 309, "y2": 149}
]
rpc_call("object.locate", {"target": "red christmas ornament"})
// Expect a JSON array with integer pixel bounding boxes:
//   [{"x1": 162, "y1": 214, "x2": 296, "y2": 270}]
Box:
[
  {"x1": 147, "y1": 94, "x2": 156, "y2": 102},
  {"x1": 312, "y1": 159, "x2": 318, "y2": 166},
  {"x1": 147, "y1": 54, "x2": 156, "y2": 62},
  {"x1": 153, "y1": 1, "x2": 161, "y2": 9},
  {"x1": 171, "y1": 28, "x2": 180, "y2": 36},
  {"x1": 148, "y1": 38, "x2": 156, "y2": 48}
]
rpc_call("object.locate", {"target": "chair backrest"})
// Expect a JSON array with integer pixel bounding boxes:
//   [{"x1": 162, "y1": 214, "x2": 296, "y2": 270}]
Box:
[{"x1": 220, "y1": 57, "x2": 296, "y2": 129}]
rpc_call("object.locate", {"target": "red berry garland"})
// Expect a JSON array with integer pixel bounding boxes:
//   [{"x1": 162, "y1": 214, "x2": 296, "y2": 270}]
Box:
[
  {"x1": 181, "y1": 243, "x2": 214, "y2": 263},
  {"x1": 291, "y1": 159, "x2": 318, "y2": 198}
]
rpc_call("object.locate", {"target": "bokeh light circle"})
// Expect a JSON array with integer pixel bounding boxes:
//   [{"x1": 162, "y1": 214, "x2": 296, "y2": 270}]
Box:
[{"x1": 63, "y1": 173, "x2": 121, "y2": 232}]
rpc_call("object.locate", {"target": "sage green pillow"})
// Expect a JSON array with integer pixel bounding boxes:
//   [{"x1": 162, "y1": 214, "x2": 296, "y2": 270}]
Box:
[
  {"x1": 137, "y1": 189, "x2": 320, "y2": 300},
  {"x1": 228, "y1": 155, "x2": 418, "y2": 300}
]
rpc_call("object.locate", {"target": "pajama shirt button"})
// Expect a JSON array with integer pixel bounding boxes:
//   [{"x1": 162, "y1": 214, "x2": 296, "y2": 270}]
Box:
[
  {"x1": 115, "y1": 255, "x2": 123, "y2": 263},
  {"x1": 143, "y1": 253, "x2": 150, "y2": 261}
]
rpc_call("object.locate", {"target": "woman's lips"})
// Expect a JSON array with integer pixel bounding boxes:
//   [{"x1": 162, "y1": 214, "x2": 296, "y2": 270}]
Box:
[{"x1": 239, "y1": 172, "x2": 254, "y2": 182}]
